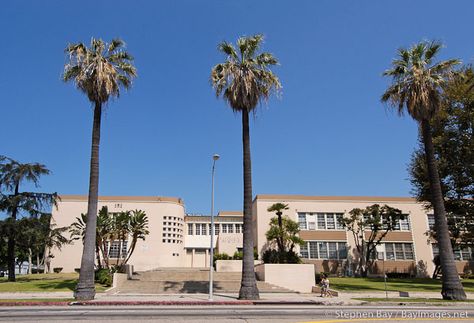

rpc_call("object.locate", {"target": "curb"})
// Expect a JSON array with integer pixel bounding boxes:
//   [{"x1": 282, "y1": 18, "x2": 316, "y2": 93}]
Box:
[{"x1": 0, "y1": 300, "x2": 342, "y2": 306}]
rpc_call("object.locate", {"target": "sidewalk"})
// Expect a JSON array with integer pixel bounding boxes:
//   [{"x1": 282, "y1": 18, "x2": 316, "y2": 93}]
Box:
[{"x1": 0, "y1": 290, "x2": 472, "y2": 306}]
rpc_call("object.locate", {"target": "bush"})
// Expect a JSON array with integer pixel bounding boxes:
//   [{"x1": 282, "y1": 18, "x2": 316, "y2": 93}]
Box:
[
  {"x1": 213, "y1": 252, "x2": 230, "y2": 268},
  {"x1": 53, "y1": 267, "x2": 63, "y2": 273},
  {"x1": 74, "y1": 268, "x2": 80, "y2": 273},
  {"x1": 95, "y1": 268, "x2": 112, "y2": 287},
  {"x1": 232, "y1": 251, "x2": 243, "y2": 260},
  {"x1": 32, "y1": 268, "x2": 44, "y2": 274},
  {"x1": 262, "y1": 249, "x2": 301, "y2": 264},
  {"x1": 386, "y1": 272, "x2": 412, "y2": 279}
]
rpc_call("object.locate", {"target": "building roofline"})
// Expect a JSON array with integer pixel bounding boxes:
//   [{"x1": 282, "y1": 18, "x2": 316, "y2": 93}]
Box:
[
  {"x1": 218, "y1": 211, "x2": 243, "y2": 216},
  {"x1": 58, "y1": 195, "x2": 184, "y2": 205},
  {"x1": 253, "y1": 194, "x2": 417, "y2": 203}
]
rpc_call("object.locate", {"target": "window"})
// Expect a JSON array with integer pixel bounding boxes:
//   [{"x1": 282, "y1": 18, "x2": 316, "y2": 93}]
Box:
[
  {"x1": 300, "y1": 243, "x2": 309, "y2": 259},
  {"x1": 308, "y1": 221, "x2": 316, "y2": 230},
  {"x1": 195, "y1": 223, "x2": 201, "y2": 235},
  {"x1": 201, "y1": 224, "x2": 207, "y2": 235},
  {"x1": 298, "y1": 213, "x2": 307, "y2": 230},
  {"x1": 308, "y1": 242, "x2": 318, "y2": 259},
  {"x1": 427, "y1": 214, "x2": 435, "y2": 230},
  {"x1": 235, "y1": 224, "x2": 242, "y2": 233},
  {"x1": 385, "y1": 243, "x2": 395, "y2": 260},
  {"x1": 303, "y1": 241, "x2": 347, "y2": 260},
  {"x1": 318, "y1": 242, "x2": 328, "y2": 259},
  {"x1": 336, "y1": 214, "x2": 344, "y2": 230},
  {"x1": 214, "y1": 224, "x2": 220, "y2": 235},
  {"x1": 222, "y1": 224, "x2": 228, "y2": 233},
  {"x1": 108, "y1": 241, "x2": 127, "y2": 258},
  {"x1": 228, "y1": 224, "x2": 234, "y2": 233},
  {"x1": 400, "y1": 217, "x2": 410, "y2": 231},
  {"x1": 328, "y1": 242, "x2": 337, "y2": 259},
  {"x1": 326, "y1": 214, "x2": 336, "y2": 230},
  {"x1": 317, "y1": 214, "x2": 326, "y2": 230}
]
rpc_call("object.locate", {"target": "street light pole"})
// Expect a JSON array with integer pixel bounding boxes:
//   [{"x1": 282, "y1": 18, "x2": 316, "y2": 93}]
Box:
[{"x1": 209, "y1": 154, "x2": 220, "y2": 301}]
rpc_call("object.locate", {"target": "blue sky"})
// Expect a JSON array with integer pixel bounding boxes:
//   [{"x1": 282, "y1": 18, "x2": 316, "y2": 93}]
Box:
[{"x1": 1, "y1": 1, "x2": 473, "y2": 215}]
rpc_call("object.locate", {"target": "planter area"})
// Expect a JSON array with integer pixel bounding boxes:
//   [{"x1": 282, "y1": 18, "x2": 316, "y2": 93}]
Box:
[{"x1": 255, "y1": 264, "x2": 315, "y2": 293}]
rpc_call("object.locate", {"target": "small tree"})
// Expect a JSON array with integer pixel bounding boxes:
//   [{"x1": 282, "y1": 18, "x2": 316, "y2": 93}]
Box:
[
  {"x1": 339, "y1": 204, "x2": 404, "y2": 277},
  {"x1": 70, "y1": 207, "x2": 149, "y2": 270},
  {"x1": 264, "y1": 204, "x2": 304, "y2": 264}
]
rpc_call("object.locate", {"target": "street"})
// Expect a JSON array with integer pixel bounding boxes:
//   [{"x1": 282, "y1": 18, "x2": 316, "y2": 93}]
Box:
[{"x1": 1, "y1": 305, "x2": 473, "y2": 323}]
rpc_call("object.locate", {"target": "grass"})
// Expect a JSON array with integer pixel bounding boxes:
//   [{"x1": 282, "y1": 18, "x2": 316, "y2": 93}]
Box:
[
  {"x1": 0, "y1": 273, "x2": 108, "y2": 292},
  {"x1": 354, "y1": 297, "x2": 474, "y2": 303},
  {"x1": 330, "y1": 277, "x2": 474, "y2": 293},
  {"x1": 0, "y1": 298, "x2": 74, "y2": 303}
]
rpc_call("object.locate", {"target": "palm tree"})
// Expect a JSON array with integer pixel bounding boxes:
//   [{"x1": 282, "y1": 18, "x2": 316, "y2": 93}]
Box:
[
  {"x1": 63, "y1": 38, "x2": 137, "y2": 300},
  {"x1": 211, "y1": 35, "x2": 281, "y2": 299},
  {"x1": 382, "y1": 41, "x2": 466, "y2": 300},
  {"x1": 123, "y1": 210, "x2": 149, "y2": 265},
  {"x1": 0, "y1": 156, "x2": 57, "y2": 281}
]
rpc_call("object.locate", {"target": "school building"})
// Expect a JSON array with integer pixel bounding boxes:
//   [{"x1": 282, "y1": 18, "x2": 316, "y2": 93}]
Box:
[{"x1": 50, "y1": 194, "x2": 473, "y2": 277}]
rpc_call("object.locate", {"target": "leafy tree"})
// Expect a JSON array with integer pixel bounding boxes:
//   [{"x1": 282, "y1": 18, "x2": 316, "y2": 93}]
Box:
[
  {"x1": 381, "y1": 41, "x2": 466, "y2": 300},
  {"x1": 410, "y1": 67, "x2": 474, "y2": 250},
  {"x1": 339, "y1": 204, "x2": 404, "y2": 277},
  {"x1": 63, "y1": 38, "x2": 137, "y2": 300},
  {"x1": 266, "y1": 203, "x2": 289, "y2": 256},
  {"x1": 0, "y1": 156, "x2": 57, "y2": 281},
  {"x1": 211, "y1": 34, "x2": 281, "y2": 300},
  {"x1": 264, "y1": 215, "x2": 304, "y2": 264}
]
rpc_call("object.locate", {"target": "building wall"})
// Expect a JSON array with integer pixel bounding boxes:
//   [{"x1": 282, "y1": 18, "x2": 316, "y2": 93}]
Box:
[
  {"x1": 253, "y1": 195, "x2": 438, "y2": 276},
  {"x1": 50, "y1": 195, "x2": 186, "y2": 272}
]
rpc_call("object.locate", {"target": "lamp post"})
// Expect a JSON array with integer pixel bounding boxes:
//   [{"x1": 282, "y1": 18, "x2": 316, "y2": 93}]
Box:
[{"x1": 209, "y1": 154, "x2": 220, "y2": 301}]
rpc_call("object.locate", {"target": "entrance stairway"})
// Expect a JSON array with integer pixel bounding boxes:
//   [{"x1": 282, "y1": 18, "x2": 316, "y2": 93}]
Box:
[{"x1": 113, "y1": 268, "x2": 295, "y2": 294}]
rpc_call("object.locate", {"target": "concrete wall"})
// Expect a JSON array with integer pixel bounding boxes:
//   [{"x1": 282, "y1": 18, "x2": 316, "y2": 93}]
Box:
[{"x1": 255, "y1": 264, "x2": 315, "y2": 293}]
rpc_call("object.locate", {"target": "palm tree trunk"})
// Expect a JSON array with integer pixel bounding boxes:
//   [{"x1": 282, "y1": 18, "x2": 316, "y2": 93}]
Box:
[
  {"x1": 7, "y1": 183, "x2": 20, "y2": 282},
  {"x1": 238, "y1": 111, "x2": 259, "y2": 300},
  {"x1": 28, "y1": 249, "x2": 32, "y2": 275},
  {"x1": 75, "y1": 102, "x2": 102, "y2": 300},
  {"x1": 421, "y1": 120, "x2": 466, "y2": 300},
  {"x1": 36, "y1": 254, "x2": 40, "y2": 274}
]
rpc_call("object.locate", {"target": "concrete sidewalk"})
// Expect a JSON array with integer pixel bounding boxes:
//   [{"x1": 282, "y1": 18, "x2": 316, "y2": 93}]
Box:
[{"x1": 0, "y1": 290, "x2": 472, "y2": 306}]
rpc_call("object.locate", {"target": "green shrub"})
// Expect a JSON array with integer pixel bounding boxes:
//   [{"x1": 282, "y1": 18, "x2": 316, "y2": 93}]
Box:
[
  {"x1": 53, "y1": 267, "x2": 63, "y2": 273},
  {"x1": 232, "y1": 251, "x2": 243, "y2": 260},
  {"x1": 262, "y1": 249, "x2": 301, "y2": 264},
  {"x1": 95, "y1": 268, "x2": 112, "y2": 287}
]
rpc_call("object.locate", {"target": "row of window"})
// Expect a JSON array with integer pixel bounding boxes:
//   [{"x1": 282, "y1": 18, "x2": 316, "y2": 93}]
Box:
[
  {"x1": 380, "y1": 243, "x2": 414, "y2": 260},
  {"x1": 164, "y1": 216, "x2": 183, "y2": 221},
  {"x1": 300, "y1": 241, "x2": 347, "y2": 260},
  {"x1": 297, "y1": 212, "x2": 411, "y2": 231},
  {"x1": 363, "y1": 214, "x2": 411, "y2": 231},
  {"x1": 298, "y1": 213, "x2": 345, "y2": 231},
  {"x1": 299, "y1": 241, "x2": 415, "y2": 261},
  {"x1": 187, "y1": 223, "x2": 243, "y2": 235},
  {"x1": 432, "y1": 244, "x2": 473, "y2": 261}
]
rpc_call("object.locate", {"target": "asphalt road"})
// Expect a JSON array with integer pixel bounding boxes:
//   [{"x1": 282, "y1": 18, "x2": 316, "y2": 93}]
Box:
[{"x1": 1, "y1": 305, "x2": 473, "y2": 323}]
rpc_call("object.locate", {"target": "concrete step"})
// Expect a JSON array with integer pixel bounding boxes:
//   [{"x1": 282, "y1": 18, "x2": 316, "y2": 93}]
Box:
[
  {"x1": 115, "y1": 280, "x2": 294, "y2": 294},
  {"x1": 134, "y1": 270, "x2": 242, "y2": 282}
]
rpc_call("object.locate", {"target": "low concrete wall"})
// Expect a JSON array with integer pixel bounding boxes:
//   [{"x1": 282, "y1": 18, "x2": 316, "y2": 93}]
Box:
[
  {"x1": 216, "y1": 260, "x2": 262, "y2": 272},
  {"x1": 112, "y1": 273, "x2": 128, "y2": 289},
  {"x1": 255, "y1": 264, "x2": 315, "y2": 293}
]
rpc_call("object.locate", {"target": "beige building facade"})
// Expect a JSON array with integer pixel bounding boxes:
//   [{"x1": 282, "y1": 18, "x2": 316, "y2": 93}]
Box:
[
  {"x1": 253, "y1": 195, "x2": 473, "y2": 277},
  {"x1": 50, "y1": 196, "x2": 243, "y2": 272},
  {"x1": 51, "y1": 194, "x2": 472, "y2": 277}
]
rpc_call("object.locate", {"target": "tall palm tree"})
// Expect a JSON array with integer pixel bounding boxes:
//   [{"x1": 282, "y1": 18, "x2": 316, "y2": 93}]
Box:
[
  {"x1": 211, "y1": 35, "x2": 281, "y2": 299},
  {"x1": 0, "y1": 156, "x2": 57, "y2": 281},
  {"x1": 382, "y1": 41, "x2": 466, "y2": 300},
  {"x1": 63, "y1": 38, "x2": 137, "y2": 300}
]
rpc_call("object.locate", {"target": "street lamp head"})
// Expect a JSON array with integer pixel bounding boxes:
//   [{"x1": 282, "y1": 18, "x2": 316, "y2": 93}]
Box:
[{"x1": 212, "y1": 154, "x2": 220, "y2": 161}]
